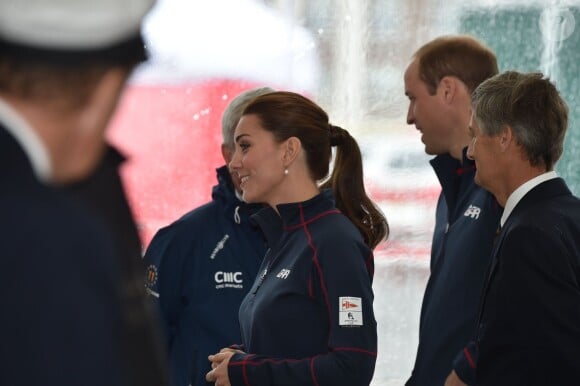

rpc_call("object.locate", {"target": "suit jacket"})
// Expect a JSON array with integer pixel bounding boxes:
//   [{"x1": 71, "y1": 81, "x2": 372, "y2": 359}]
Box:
[
  {"x1": 0, "y1": 125, "x2": 124, "y2": 385},
  {"x1": 475, "y1": 178, "x2": 580, "y2": 385}
]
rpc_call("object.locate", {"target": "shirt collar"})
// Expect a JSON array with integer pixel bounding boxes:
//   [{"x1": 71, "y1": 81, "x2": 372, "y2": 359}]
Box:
[
  {"x1": 0, "y1": 97, "x2": 52, "y2": 182},
  {"x1": 500, "y1": 170, "x2": 558, "y2": 227}
]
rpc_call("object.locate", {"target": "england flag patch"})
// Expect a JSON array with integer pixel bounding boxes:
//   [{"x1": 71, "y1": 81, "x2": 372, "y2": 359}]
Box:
[{"x1": 339, "y1": 296, "x2": 363, "y2": 326}]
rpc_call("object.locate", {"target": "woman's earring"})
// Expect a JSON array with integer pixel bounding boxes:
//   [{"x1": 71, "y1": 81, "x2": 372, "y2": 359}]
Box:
[{"x1": 284, "y1": 168, "x2": 289, "y2": 176}]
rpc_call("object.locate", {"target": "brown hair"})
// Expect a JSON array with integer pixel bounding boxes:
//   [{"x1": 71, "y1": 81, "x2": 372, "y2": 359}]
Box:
[
  {"x1": 243, "y1": 91, "x2": 388, "y2": 249},
  {"x1": 0, "y1": 55, "x2": 135, "y2": 111},
  {"x1": 414, "y1": 35, "x2": 498, "y2": 94},
  {"x1": 472, "y1": 71, "x2": 568, "y2": 170}
]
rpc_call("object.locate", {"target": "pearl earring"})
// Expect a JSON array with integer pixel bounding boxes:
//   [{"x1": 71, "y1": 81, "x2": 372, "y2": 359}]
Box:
[{"x1": 284, "y1": 168, "x2": 289, "y2": 175}]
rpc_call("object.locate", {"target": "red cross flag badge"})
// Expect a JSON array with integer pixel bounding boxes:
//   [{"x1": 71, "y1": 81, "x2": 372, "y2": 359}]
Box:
[{"x1": 339, "y1": 296, "x2": 363, "y2": 326}]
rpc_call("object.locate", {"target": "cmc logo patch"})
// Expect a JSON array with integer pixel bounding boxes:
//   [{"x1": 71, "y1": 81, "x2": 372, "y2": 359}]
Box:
[{"x1": 214, "y1": 271, "x2": 243, "y2": 289}]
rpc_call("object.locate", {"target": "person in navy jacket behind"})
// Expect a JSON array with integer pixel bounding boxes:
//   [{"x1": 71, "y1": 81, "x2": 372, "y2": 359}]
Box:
[
  {"x1": 403, "y1": 36, "x2": 502, "y2": 386},
  {"x1": 206, "y1": 91, "x2": 389, "y2": 386},
  {"x1": 143, "y1": 87, "x2": 273, "y2": 386},
  {"x1": 446, "y1": 72, "x2": 580, "y2": 385}
]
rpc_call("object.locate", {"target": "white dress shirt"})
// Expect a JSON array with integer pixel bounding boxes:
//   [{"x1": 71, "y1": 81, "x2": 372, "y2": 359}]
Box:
[
  {"x1": 500, "y1": 171, "x2": 559, "y2": 227},
  {"x1": 0, "y1": 97, "x2": 52, "y2": 182}
]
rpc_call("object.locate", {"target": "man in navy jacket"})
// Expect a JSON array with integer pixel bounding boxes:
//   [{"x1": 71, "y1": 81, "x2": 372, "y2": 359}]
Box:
[
  {"x1": 144, "y1": 87, "x2": 272, "y2": 386},
  {"x1": 404, "y1": 36, "x2": 502, "y2": 385},
  {"x1": 448, "y1": 71, "x2": 580, "y2": 385}
]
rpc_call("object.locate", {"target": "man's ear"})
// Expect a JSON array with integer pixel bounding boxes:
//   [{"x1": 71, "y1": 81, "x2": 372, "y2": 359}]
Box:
[
  {"x1": 283, "y1": 136, "x2": 301, "y2": 166},
  {"x1": 438, "y1": 76, "x2": 467, "y2": 104},
  {"x1": 221, "y1": 144, "x2": 232, "y2": 164},
  {"x1": 76, "y1": 67, "x2": 129, "y2": 140},
  {"x1": 498, "y1": 125, "x2": 515, "y2": 152}
]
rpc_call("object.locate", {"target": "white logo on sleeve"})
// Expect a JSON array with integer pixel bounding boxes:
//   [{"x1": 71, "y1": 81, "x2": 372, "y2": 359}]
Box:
[
  {"x1": 464, "y1": 205, "x2": 481, "y2": 219},
  {"x1": 276, "y1": 269, "x2": 291, "y2": 279},
  {"x1": 210, "y1": 234, "x2": 230, "y2": 259},
  {"x1": 339, "y1": 296, "x2": 363, "y2": 326}
]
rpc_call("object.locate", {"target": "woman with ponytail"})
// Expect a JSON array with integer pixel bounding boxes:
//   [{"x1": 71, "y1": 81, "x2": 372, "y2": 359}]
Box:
[{"x1": 207, "y1": 91, "x2": 388, "y2": 386}]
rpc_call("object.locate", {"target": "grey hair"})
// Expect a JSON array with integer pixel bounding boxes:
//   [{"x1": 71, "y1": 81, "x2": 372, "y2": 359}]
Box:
[
  {"x1": 471, "y1": 71, "x2": 568, "y2": 170},
  {"x1": 221, "y1": 86, "x2": 275, "y2": 150}
]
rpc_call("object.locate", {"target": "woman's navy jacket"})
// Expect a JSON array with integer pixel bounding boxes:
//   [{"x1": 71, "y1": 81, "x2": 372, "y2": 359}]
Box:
[{"x1": 229, "y1": 190, "x2": 378, "y2": 386}]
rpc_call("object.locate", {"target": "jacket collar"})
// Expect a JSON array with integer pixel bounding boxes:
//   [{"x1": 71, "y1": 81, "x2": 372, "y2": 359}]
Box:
[
  {"x1": 500, "y1": 171, "x2": 559, "y2": 226},
  {"x1": 430, "y1": 147, "x2": 475, "y2": 184},
  {"x1": 212, "y1": 165, "x2": 263, "y2": 225},
  {"x1": 251, "y1": 189, "x2": 339, "y2": 248},
  {"x1": 0, "y1": 98, "x2": 51, "y2": 182},
  {"x1": 503, "y1": 177, "x2": 571, "y2": 231},
  {"x1": 430, "y1": 147, "x2": 476, "y2": 212}
]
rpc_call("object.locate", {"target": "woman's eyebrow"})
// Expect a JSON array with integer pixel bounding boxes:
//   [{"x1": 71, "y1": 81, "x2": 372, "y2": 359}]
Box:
[{"x1": 235, "y1": 133, "x2": 249, "y2": 143}]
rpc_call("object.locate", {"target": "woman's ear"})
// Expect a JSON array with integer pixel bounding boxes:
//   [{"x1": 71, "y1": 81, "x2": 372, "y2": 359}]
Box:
[{"x1": 283, "y1": 136, "x2": 302, "y2": 166}]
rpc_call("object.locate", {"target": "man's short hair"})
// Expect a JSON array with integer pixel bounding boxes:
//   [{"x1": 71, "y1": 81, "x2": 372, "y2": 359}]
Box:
[
  {"x1": 414, "y1": 35, "x2": 499, "y2": 94},
  {"x1": 221, "y1": 87, "x2": 275, "y2": 150},
  {"x1": 472, "y1": 71, "x2": 568, "y2": 170}
]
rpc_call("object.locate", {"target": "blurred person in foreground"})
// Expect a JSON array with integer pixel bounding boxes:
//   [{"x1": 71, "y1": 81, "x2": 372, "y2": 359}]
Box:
[
  {"x1": 67, "y1": 145, "x2": 169, "y2": 386},
  {"x1": 143, "y1": 87, "x2": 273, "y2": 386},
  {"x1": 206, "y1": 91, "x2": 388, "y2": 386},
  {"x1": 446, "y1": 71, "x2": 580, "y2": 386},
  {"x1": 403, "y1": 35, "x2": 502, "y2": 385},
  {"x1": 0, "y1": 0, "x2": 168, "y2": 385}
]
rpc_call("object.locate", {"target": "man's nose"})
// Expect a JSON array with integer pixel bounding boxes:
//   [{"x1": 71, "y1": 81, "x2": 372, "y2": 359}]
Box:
[
  {"x1": 229, "y1": 152, "x2": 241, "y2": 171},
  {"x1": 406, "y1": 104, "x2": 415, "y2": 125},
  {"x1": 466, "y1": 137, "x2": 476, "y2": 160}
]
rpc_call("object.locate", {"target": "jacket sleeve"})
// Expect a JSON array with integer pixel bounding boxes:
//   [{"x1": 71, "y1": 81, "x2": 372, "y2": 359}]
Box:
[
  {"x1": 143, "y1": 227, "x2": 175, "y2": 338},
  {"x1": 227, "y1": 236, "x2": 377, "y2": 386},
  {"x1": 143, "y1": 224, "x2": 194, "y2": 386},
  {"x1": 452, "y1": 342, "x2": 478, "y2": 384}
]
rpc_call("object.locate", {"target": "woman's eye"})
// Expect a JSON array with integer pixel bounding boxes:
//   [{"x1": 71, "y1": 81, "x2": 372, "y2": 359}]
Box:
[{"x1": 239, "y1": 143, "x2": 250, "y2": 152}]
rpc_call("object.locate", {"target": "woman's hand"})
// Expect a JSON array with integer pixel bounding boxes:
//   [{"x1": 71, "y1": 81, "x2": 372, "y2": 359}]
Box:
[
  {"x1": 206, "y1": 350, "x2": 237, "y2": 385},
  {"x1": 444, "y1": 370, "x2": 467, "y2": 386}
]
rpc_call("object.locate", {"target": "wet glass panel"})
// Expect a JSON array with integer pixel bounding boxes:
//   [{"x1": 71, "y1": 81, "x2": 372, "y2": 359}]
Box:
[{"x1": 108, "y1": 1, "x2": 580, "y2": 384}]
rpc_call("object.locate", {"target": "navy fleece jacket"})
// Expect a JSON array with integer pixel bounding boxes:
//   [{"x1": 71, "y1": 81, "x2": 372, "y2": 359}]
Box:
[
  {"x1": 228, "y1": 190, "x2": 377, "y2": 386},
  {"x1": 144, "y1": 166, "x2": 266, "y2": 386}
]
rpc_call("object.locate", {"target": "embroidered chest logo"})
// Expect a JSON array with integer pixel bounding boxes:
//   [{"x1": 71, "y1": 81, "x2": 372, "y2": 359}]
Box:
[
  {"x1": 339, "y1": 296, "x2": 363, "y2": 326},
  {"x1": 214, "y1": 271, "x2": 243, "y2": 289},
  {"x1": 464, "y1": 204, "x2": 481, "y2": 219},
  {"x1": 145, "y1": 265, "x2": 160, "y2": 298},
  {"x1": 276, "y1": 269, "x2": 291, "y2": 279},
  {"x1": 210, "y1": 234, "x2": 230, "y2": 259}
]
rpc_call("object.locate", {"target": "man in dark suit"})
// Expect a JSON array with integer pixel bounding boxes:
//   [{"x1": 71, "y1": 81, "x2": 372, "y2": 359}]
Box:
[
  {"x1": 0, "y1": 1, "x2": 167, "y2": 385},
  {"x1": 446, "y1": 71, "x2": 580, "y2": 385}
]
